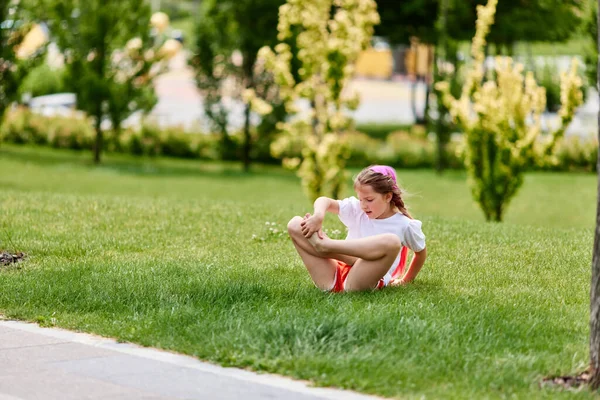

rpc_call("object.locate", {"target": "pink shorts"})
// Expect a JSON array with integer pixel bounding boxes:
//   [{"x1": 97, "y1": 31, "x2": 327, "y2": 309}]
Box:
[{"x1": 330, "y1": 260, "x2": 385, "y2": 292}]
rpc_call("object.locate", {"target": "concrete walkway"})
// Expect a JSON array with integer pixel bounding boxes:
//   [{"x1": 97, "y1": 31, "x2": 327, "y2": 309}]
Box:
[{"x1": 0, "y1": 319, "x2": 383, "y2": 400}]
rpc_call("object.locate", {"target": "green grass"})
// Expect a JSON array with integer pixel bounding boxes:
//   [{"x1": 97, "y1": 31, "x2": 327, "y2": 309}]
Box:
[{"x1": 0, "y1": 144, "x2": 597, "y2": 399}]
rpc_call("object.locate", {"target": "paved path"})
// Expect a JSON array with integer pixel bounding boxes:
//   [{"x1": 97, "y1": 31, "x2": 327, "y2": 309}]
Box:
[{"x1": 0, "y1": 319, "x2": 383, "y2": 400}]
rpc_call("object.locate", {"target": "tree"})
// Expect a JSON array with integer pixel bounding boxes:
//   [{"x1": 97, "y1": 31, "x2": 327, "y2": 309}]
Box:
[
  {"x1": 589, "y1": 1, "x2": 600, "y2": 390},
  {"x1": 191, "y1": 0, "x2": 285, "y2": 171},
  {"x1": 484, "y1": 0, "x2": 584, "y2": 49},
  {"x1": 584, "y1": 0, "x2": 597, "y2": 91},
  {"x1": 0, "y1": 0, "x2": 41, "y2": 131},
  {"x1": 47, "y1": 0, "x2": 170, "y2": 164},
  {"x1": 255, "y1": 0, "x2": 379, "y2": 201},
  {"x1": 437, "y1": 0, "x2": 583, "y2": 222},
  {"x1": 377, "y1": 0, "x2": 585, "y2": 47},
  {"x1": 375, "y1": 0, "x2": 585, "y2": 173}
]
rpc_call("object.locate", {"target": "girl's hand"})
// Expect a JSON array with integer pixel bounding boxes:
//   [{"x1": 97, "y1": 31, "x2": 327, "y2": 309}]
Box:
[
  {"x1": 300, "y1": 213, "x2": 324, "y2": 239},
  {"x1": 390, "y1": 277, "x2": 408, "y2": 286}
]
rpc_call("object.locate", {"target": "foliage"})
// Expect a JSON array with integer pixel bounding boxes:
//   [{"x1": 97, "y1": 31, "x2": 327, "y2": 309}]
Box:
[
  {"x1": 4, "y1": 108, "x2": 597, "y2": 173},
  {"x1": 0, "y1": 0, "x2": 42, "y2": 128},
  {"x1": 533, "y1": 62, "x2": 562, "y2": 113},
  {"x1": 18, "y1": 63, "x2": 66, "y2": 98},
  {"x1": 0, "y1": 108, "x2": 221, "y2": 160},
  {"x1": 486, "y1": 0, "x2": 584, "y2": 46},
  {"x1": 1, "y1": 107, "x2": 94, "y2": 148},
  {"x1": 160, "y1": 0, "x2": 194, "y2": 21},
  {"x1": 375, "y1": 0, "x2": 584, "y2": 174},
  {"x1": 354, "y1": 122, "x2": 413, "y2": 140},
  {"x1": 255, "y1": 0, "x2": 379, "y2": 201},
  {"x1": 436, "y1": 0, "x2": 584, "y2": 222},
  {"x1": 47, "y1": 0, "x2": 171, "y2": 163},
  {"x1": 190, "y1": 0, "x2": 285, "y2": 171},
  {"x1": 583, "y1": 0, "x2": 597, "y2": 89},
  {"x1": 375, "y1": 0, "x2": 585, "y2": 47}
]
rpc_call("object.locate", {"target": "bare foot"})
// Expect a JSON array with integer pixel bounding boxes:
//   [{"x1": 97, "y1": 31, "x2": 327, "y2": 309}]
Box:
[{"x1": 308, "y1": 231, "x2": 330, "y2": 253}]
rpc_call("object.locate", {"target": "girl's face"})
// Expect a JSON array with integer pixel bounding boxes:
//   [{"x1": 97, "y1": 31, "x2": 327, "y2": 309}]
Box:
[{"x1": 355, "y1": 184, "x2": 394, "y2": 219}]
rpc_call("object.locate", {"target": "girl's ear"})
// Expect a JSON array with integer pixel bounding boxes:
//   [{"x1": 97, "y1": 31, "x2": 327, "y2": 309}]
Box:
[{"x1": 385, "y1": 192, "x2": 393, "y2": 203}]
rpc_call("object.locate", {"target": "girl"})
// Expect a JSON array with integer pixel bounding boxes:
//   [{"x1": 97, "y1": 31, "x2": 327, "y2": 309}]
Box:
[{"x1": 287, "y1": 165, "x2": 427, "y2": 292}]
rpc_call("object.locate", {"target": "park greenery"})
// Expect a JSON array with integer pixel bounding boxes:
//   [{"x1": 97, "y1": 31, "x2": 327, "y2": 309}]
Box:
[
  {"x1": 3, "y1": 105, "x2": 596, "y2": 173},
  {"x1": 0, "y1": 0, "x2": 41, "y2": 130},
  {"x1": 437, "y1": 0, "x2": 584, "y2": 222},
  {"x1": 1, "y1": 0, "x2": 600, "y2": 395},
  {"x1": 47, "y1": 0, "x2": 175, "y2": 164},
  {"x1": 255, "y1": 0, "x2": 380, "y2": 201},
  {"x1": 1, "y1": 0, "x2": 595, "y2": 177},
  {"x1": 0, "y1": 143, "x2": 596, "y2": 398},
  {"x1": 191, "y1": 0, "x2": 285, "y2": 171}
]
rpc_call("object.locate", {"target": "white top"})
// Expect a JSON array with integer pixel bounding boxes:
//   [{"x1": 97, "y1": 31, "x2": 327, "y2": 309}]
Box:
[{"x1": 337, "y1": 196, "x2": 426, "y2": 285}]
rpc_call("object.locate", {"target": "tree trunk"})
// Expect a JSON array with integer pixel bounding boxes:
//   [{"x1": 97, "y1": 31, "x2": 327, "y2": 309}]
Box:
[
  {"x1": 590, "y1": 1, "x2": 600, "y2": 389},
  {"x1": 422, "y1": 46, "x2": 434, "y2": 126},
  {"x1": 590, "y1": 169, "x2": 600, "y2": 389},
  {"x1": 422, "y1": 83, "x2": 430, "y2": 126},
  {"x1": 410, "y1": 80, "x2": 419, "y2": 123},
  {"x1": 93, "y1": 115, "x2": 103, "y2": 164},
  {"x1": 242, "y1": 100, "x2": 251, "y2": 172},
  {"x1": 92, "y1": 23, "x2": 106, "y2": 165},
  {"x1": 241, "y1": 54, "x2": 255, "y2": 173}
]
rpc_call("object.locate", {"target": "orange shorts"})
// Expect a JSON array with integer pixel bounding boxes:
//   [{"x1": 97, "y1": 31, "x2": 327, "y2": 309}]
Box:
[{"x1": 330, "y1": 260, "x2": 385, "y2": 293}]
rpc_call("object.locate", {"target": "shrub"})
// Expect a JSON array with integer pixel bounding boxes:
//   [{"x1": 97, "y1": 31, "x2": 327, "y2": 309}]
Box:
[
  {"x1": 536, "y1": 134, "x2": 598, "y2": 172},
  {"x1": 355, "y1": 122, "x2": 413, "y2": 140},
  {"x1": 2, "y1": 109, "x2": 596, "y2": 173},
  {"x1": 381, "y1": 131, "x2": 435, "y2": 169},
  {"x1": 534, "y1": 62, "x2": 562, "y2": 113},
  {"x1": 345, "y1": 131, "x2": 381, "y2": 167},
  {"x1": 47, "y1": 115, "x2": 95, "y2": 150},
  {"x1": 19, "y1": 64, "x2": 67, "y2": 99}
]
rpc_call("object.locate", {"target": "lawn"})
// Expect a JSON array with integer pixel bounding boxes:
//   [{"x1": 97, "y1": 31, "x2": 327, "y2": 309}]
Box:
[{"x1": 0, "y1": 144, "x2": 597, "y2": 399}]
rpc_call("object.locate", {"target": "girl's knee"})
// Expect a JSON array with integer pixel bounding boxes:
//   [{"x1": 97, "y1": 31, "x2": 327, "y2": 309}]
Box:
[
  {"x1": 381, "y1": 233, "x2": 402, "y2": 253},
  {"x1": 287, "y1": 216, "x2": 303, "y2": 235}
]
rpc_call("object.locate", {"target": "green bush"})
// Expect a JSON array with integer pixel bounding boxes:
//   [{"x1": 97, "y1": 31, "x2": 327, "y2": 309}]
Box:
[
  {"x1": 1, "y1": 108, "x2": 95, "y2": 150},
  {"x1": 533, "y1": 62, "x2": 588, "y2": 113},
  {"x1": 47, "y1": 116, "x2": 95, "y2": 150},
  {"x1": 380, "y1": 131, "x2": 435, "y2": 168},
  {"x1": 1, "y1": 109, "x2": 596, "y2": 173},
  {"x1": 355, "y1": 122, "x2": 412, "y2": 140},
  {"x1": 109, "y1": 124, "x2": 222, "y2": 161},
  {"x1": 19, "y1": 64, "x2": 67, "y2": 99},
  {"x1": 534, "y1": 63, "x2": 561, "y2": 113},
  {"x1": 128, "y1": 124, "x2": 162, "y2": 156},
  {"x1": 537, "y1": 134, "x2": 598, "y2": 172},
  {"x1": 344, "y1": 131, "x2": 382, "y2": 167},
  {"x1": 1, "y1": 107, "x2": 52, "y2": 145}
]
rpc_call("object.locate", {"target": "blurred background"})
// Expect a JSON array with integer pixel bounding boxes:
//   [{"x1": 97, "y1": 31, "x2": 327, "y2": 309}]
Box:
[{"x1": 2, "y1": 0, "x2": 598, "y2": 172}]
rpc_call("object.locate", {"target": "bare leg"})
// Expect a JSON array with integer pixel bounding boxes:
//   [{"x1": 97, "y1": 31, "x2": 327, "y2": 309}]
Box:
[
  {"x1": 308, "y1": 233, "x2": 401, "y2": 291},
  {"x1": 287, "y1": 216, "x2": 357, "y2": 290}
]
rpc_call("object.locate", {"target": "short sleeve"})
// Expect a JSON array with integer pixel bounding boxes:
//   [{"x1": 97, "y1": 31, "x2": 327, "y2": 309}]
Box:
[
  {"x1": 337, "y1": 197, "x2": 361, "y2": 228},
  {"x1": 403, "y1": 219, "x2": 426, "y2": 252}
]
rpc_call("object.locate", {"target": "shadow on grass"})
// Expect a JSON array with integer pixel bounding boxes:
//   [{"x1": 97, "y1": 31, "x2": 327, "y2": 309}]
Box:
[{"x1": 1, "y1": 145, "x2": 298, "y2": 182}]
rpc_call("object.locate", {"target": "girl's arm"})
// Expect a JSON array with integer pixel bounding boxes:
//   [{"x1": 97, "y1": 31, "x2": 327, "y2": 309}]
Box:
[
  {"x1": 393, "y1": 248, "x2": 427, "y2": 285},
  {"x1": 300, "y1": 197, "x2": 339, "y2": 238},
  {"x1": 312, "y1": 196, "x2": 339, "y2": 219}
]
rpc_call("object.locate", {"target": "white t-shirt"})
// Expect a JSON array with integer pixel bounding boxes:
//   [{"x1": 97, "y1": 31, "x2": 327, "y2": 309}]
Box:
[{"x1": 337, "y1": 196, "x2": 426, "y2": 285}]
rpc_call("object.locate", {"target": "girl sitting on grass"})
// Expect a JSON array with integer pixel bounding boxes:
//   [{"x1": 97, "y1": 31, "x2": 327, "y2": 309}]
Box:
[{"x1": 287, "y1": 165, "x2": 427, "y2": 292}]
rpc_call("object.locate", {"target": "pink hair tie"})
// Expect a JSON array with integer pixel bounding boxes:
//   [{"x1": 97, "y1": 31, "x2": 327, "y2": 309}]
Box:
[{"x1": 369, "y1": 165, "x2": 398, "y2": 189}]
